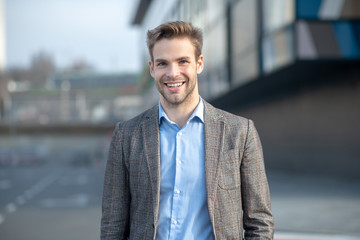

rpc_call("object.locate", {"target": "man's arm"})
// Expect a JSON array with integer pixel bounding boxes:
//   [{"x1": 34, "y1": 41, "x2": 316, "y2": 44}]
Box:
[
  {"x1": 241, "y1": 119, "x2": 274, "y2": 239},
  {"x1": 101, "y1": 122, "x2": 131, "y2": 240}
]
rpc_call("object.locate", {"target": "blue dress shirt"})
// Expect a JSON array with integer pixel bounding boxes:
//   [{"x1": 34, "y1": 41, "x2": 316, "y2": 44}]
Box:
[{"x1": 157, "y1": 98, "x2": 214, "y2": 240}]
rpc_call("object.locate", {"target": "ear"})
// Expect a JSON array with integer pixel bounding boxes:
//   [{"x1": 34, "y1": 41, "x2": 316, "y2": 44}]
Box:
[
  {"x1": 149, "y1": 60, "x2": 155, "y2": 78},
  {"x1": 196, "y1": 55, "x2": 204, "y2": 74}
]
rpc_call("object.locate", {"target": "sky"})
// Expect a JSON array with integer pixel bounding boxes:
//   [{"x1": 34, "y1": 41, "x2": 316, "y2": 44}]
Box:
[{"x1": 4, "y1": 0, "x2": 141, "y2": 73}]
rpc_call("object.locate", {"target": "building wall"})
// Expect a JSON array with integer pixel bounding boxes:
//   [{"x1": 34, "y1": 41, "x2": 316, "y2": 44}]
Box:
[
  {"x1": 134, "y1": 0, "x2": 360, "y2": 99},
  {"x1": 236, "y1": 69, "x2": 360, "y2": 179},
  {"x1": 133, "y1": 0, "x2": 360, "y2": 178}
]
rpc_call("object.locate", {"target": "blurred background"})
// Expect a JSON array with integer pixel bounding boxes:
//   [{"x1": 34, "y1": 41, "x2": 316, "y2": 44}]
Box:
[{"x1": 0, "y1": 0, "x2": 359, "y2": 239}]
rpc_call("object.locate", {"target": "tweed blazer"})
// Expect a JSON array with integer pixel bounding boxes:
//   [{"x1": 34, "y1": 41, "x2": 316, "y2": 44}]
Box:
[{"x1": 101, "y1": 101, "x2": 274, "y2": 240}]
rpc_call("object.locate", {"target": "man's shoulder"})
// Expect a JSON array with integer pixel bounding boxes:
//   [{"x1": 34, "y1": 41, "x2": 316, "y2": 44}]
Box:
[
  {"x1": 115, "y1": 105, "x2": 157, "y2": 132},
  {"x1": 204, "y1": 101, "x2": 249, "y2": 126}
]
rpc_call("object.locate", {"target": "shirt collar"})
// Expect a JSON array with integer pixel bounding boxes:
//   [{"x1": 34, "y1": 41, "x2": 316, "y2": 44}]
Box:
[{"x1": 158, "y1": 96, "x2": 204, "y2": 125}]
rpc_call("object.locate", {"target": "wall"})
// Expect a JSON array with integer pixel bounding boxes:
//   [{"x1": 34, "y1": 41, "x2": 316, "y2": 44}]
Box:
[{"x1": 236, "y1": 69, "x2": 360, "y2": 179}]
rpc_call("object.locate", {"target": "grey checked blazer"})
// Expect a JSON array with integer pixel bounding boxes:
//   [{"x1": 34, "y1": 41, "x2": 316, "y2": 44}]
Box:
[{"x1": 101, "y1": 101, "x2": 274, "y2": 240}]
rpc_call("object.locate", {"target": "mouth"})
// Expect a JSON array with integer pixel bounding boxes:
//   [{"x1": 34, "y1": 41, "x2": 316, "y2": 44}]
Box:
[{"x1": 165, "y1": 82, "x2": 185, "y2": 88}]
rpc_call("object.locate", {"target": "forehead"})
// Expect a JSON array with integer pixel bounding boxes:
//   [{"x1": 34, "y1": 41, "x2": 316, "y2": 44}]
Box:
[{"x1": 152, "y1": 37, "x2": 196, "y2": 60}]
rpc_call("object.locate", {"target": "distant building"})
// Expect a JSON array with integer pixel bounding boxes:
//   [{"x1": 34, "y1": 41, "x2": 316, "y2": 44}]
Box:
[
  {"x1": 132, "y1": 0, "x2": 360, "y2": 178},
  {"x1": 49, "y1": 72, "x2": 138, "y2": 90},
  {"x1": 3, "y1": 72, "x2": 144, "y2": 124},
  {"x1": 0, "y1": 0, "x2": 6, "y2": 72}
]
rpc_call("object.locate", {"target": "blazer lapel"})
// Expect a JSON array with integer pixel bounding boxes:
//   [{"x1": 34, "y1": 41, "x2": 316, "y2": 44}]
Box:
[
  {"x1": 141, "y1": 105, "x2": 161, "y2": 227},
  {"x1": 203, "y1": 102, "x2": 225, "y2": 216}
]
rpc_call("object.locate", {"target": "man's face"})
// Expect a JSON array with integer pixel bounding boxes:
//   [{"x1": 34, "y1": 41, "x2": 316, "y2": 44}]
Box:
[{"x1": 149, "y1": 37, "x2": 203, "y2": 108}]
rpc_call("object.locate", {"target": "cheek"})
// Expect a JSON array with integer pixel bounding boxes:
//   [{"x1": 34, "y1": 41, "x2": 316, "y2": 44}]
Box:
[
  {"x1": 188, "y1": 68, "x2": 198, "y2": 77},
  {"x1": 153, "y1": 72, "x2": 164, "y2": 84}
]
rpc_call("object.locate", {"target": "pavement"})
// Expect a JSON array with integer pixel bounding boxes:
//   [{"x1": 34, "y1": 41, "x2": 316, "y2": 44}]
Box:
[
  {"x1": 1, "y1": 134, "x2": 360, "y2": 239},
  {"x1": 268, "y1": 170, "x2": 360, "y2": 239}
]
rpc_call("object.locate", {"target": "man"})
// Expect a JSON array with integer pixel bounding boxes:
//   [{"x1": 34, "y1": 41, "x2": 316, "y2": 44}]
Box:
[{"x1": 101, "y1": 21, "x2": 274, "y2": 240}]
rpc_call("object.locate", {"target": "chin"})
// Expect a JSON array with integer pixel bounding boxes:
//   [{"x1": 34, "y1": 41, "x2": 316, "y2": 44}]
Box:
[{"x1": 163, "y1": 95, "x2": 186, "y2": 106}]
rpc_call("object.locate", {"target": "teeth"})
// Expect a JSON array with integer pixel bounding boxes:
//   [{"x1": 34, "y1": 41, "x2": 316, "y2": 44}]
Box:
[{"x1": 167, "y1": 83, "x2": 183, "y2": 87}]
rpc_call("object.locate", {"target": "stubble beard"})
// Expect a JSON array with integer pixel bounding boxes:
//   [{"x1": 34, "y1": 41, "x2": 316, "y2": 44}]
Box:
[{"x1": 157, "y1": 76, "x2": 197, "y2": 108}]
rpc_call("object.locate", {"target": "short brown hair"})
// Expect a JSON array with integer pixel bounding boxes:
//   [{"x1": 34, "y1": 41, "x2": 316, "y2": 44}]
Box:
[{"x1": 146, "y1": 21, "x2": 203, "y2": 62}]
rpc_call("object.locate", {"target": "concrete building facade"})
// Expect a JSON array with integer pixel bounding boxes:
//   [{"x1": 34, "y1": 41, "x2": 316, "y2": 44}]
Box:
[{"x1": 132, "y1": 0, "x2": 360, "y2": 179}]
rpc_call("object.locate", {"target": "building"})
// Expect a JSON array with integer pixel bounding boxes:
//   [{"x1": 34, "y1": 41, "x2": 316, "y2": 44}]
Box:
[
  {"x1": 3, "y1": 72, "x2": 144, "y2": 124},
  {"x1": 0, "y1": 0, "x2": 6, "y2": 72},
  {"x1": 132, "y1": 0, "x2": 360, "y2": 178}
]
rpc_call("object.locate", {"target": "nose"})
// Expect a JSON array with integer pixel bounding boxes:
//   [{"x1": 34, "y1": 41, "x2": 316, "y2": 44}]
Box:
[{"x1": 166, "y1": 63, "x2": 180, "y2": 78}]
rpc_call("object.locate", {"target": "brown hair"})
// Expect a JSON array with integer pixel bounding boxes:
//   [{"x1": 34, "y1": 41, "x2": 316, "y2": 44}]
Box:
[{"x1": 146, "y1": 21, "x2": 203, "y2": 62}]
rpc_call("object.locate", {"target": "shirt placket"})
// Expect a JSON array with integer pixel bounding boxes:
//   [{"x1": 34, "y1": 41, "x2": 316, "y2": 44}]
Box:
[{"x1": 169, "y1": 129, "x2": 184, "y2": 239}]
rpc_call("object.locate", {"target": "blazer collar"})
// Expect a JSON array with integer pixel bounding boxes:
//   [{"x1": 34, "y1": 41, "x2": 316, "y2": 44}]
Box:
[
  {"x1": 203, "y1": 101, "x2": 226, "y2": 217},
  {"x1": 141, "y1": 105, "x2": 161, "y2": 229}
]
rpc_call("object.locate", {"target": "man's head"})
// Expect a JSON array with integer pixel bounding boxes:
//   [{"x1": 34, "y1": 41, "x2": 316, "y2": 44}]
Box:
[
  {"x1": 147, "y1": 21, "x2": 204, "y2": 109},
  {"x1": 146, "y1": 21, "x2": 203, "y2": 62}
]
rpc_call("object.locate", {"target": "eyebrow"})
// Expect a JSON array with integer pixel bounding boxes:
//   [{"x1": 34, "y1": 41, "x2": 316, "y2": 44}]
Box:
[
  {"x1": 154, "y1": 58, "x2": 167, "y2": 63},
  {"x1": 154, "y1": 56, "x2": 192, "y2": 63},
  {"x1": 176, "y1": 56, "x2": 191, "y2": 61}
]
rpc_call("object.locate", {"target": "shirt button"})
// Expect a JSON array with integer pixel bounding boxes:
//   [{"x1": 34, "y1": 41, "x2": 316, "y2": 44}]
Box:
[
  {"x1": 175, "y1": 190, "x2": 180, "y2": 194},
  {"x1": 178, "y1": 132, "x2": 182, "y2": 136},
  {"x1": 177, "y1": 160, "x2": 182, "y2": 165},
  {"x1": 173, "y1": 220, "x2": 178, "y2": 225}
]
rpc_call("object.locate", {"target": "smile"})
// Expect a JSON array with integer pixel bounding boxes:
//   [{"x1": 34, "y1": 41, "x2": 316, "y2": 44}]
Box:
[{"x1": 165, "y1": 82, "x2": 185, "y2": 88}]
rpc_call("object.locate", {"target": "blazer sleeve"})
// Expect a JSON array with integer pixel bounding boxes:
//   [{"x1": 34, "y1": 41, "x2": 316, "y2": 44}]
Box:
[
  {"x1": 241, "y1": 119, "x2": 274, "y2": 239},
  {"x1": 101, "y1": 122, "x2": 130, "y2": 240}
]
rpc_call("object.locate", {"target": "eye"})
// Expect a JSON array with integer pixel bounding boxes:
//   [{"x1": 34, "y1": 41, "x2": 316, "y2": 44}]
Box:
[
  {"x1": 157, "y1": 62, "x2": 166, "y2": 66},
  {"x1": 179, "y1": 60, "x2": 189, "y2": 64}
]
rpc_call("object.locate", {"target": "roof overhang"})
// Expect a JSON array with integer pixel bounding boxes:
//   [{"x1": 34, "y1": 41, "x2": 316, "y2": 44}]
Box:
[{"x1": 132, "y1": 0, "x2": 153, "y2": 25}]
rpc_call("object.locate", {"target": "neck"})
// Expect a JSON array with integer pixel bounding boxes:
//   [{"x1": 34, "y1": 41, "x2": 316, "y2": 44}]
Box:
[{"x1": 160, "y1": 95, "x2": 200, "y2": 129}]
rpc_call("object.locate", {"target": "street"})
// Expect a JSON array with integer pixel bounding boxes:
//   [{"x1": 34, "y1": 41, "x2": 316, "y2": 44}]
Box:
[
  {"x1": 0, "y1": 155, "x2": 105, "y2": 240},
  {"x1": 0, "y1": 134, "x2": 360, "y2": 240},
  {"x1": 268, "y1": 171, "x2": 360, "y2": 239},
  {"x1": 0, "y1": 156, "x2": 104, "y2": 240},
  {"x1": 0, "y1": 134, "x2": 107, "y2": 240}
]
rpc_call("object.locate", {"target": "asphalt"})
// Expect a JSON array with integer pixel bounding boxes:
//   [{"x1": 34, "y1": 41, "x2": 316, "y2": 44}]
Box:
[
  {"x1": 268, "y1": 170, "x2": 360, "y2": 239},
  {"x1": 1, "y1": 134, "x2": 360, "y2": 239}
]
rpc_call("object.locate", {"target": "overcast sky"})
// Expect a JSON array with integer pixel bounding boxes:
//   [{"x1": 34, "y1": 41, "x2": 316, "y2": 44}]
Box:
[{"x1": 4, "y1": 0, "x2": 141, "y2": 73}]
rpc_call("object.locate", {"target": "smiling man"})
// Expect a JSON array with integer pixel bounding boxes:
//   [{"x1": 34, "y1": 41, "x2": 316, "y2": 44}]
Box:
[
  {"x1": 149, "y1": 36, "x2": 203, "y2": 128},
  {"x1": 101, "y1": 21, "x2": 274, "y2": 240}
]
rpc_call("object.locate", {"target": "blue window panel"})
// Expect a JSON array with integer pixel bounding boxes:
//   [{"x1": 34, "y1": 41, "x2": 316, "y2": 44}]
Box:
[
  {"x1": 351, "y1": 22, "x2": 360, "y2": 49},
  {"x1": 334, "y1": 22, "x2": 360, "y2": 58},
  {"x1": 297, "y1": 0, "x2": 322, "y2": 19}
]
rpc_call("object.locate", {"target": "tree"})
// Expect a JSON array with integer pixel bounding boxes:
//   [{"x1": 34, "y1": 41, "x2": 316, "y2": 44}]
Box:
[{"x1": 28, "y1": 51, "x2": 56, "y2": 86}]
